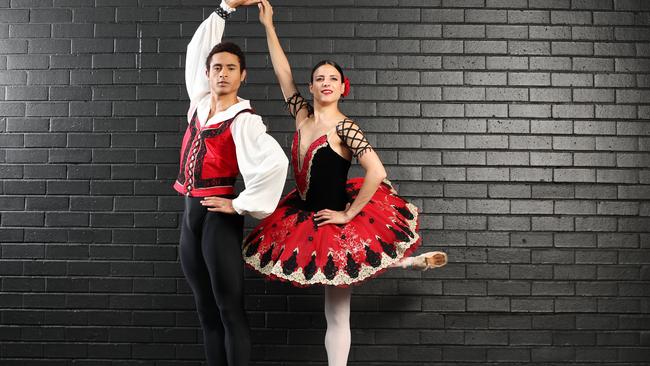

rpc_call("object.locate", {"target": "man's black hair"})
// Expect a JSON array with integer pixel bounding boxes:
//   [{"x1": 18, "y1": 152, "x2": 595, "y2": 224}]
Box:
[{"x1": 205, "y1": 41, "x2": 246, "y2": 71}]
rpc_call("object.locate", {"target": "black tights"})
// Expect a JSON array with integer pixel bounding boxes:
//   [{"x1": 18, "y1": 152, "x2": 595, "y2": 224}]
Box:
[{"x1": 179, "y1": 196, "x2": 249, "y2": 366}]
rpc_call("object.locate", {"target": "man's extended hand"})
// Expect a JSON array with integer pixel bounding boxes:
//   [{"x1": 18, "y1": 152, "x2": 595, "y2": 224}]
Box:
[
  {"x1": 225, "y1": 0, "x2": 261, "y2": 9},
  {"x1": 201, "y1": 196, "x2": 237, "y2": 214}
]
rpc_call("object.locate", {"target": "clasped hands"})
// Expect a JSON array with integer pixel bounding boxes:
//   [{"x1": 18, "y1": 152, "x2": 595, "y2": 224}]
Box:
[
  {"x1": 224, "y1": 0, "x2": 274, "y2": 28},
  {"x1": 224, "y1": 0, "x2": 262, "y2": 9}
]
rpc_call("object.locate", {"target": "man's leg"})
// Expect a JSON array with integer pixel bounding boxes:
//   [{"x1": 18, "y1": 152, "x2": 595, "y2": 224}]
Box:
[
  {"x1": 201, "y1": 210, "x2": 250, "y2": 365},
  {"x1": 179, "y1": 197, "x2": 228, "y2": 366}
]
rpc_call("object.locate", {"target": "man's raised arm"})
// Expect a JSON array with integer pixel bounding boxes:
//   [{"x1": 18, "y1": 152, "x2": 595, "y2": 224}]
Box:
[{"x1": 185, "y1": 0, "x2": 259, "y2": 106}]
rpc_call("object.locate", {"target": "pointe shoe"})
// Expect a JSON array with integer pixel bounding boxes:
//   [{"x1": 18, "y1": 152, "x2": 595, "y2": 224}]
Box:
[{"x1": 408, "y1": 251, "x2": 447, "y2": 271}]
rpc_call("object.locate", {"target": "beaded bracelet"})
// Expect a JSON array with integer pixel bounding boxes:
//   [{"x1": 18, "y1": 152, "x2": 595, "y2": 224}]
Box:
[{"x1": 215, "y1": 5, "x2": 231, "y2": 20}]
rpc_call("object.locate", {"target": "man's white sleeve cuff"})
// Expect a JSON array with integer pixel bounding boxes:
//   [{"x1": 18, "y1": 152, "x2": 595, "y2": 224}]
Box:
[{"x1": 220, "y1": 0, "x2": 236, "y2": 13}]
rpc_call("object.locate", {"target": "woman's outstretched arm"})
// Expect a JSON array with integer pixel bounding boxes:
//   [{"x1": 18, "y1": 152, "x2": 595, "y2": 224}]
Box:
[{"x1": 258, "y1": 0, "x2": 310, "y2": 127}]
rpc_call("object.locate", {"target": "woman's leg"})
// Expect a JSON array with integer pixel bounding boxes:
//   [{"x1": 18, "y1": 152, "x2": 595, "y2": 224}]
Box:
[
  {"x1": 392, "y1": 251, "x2": 448, "y2": 270},
  {"x1": 324, "y1": 286, "x2": 352, "y2": 366}
]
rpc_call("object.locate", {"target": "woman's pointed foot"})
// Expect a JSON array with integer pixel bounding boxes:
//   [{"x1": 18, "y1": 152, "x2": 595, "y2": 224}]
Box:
[{"x1": 404, "y1": 251, "x2": 447, "y2": 271}]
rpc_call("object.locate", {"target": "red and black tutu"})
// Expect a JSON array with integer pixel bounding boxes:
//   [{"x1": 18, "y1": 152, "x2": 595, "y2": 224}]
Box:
[{"x1": 242, "y1": 178, "x2": 421, "y2": 287}]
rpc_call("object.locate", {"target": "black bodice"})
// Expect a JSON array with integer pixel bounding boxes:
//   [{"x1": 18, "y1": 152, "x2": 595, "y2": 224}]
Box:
[
  {"x1": 292, "y1": 133, "x2": 351, "y2": 212},
  {"x1": 304, "y1": 145, "x2": 351, "y2": 212}
]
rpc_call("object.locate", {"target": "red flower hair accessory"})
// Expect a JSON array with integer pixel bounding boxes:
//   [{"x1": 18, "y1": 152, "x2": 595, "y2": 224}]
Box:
[{"x1": 342, "y1": 77, "x2": 351, "y2": 97}]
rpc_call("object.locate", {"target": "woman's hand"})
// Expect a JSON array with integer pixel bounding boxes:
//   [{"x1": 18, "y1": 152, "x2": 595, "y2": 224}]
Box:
[
  {"x1": 258, "y1": 0, "x2": 274, "y2": 28},
  {"x1": 314, "y1": 204, "x2": 353, "y2": 226},
  {"x1": 200, "y1": 196, "x2": 237, "y2": 214},
  {"x1": 225, "y1": 0, "x2": 261, "y2": 9}
]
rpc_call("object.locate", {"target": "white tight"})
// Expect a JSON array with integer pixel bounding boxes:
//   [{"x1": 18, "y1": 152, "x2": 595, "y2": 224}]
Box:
[
  {"x1": 324, "y1": 286, "x2": 352, "y2": 366},
  {"x1": 392, "y1": 255, "x2": 416, "y2": 268},
  {"x1": 321, "y1": 253, "x2": 432, "y2": 365}
]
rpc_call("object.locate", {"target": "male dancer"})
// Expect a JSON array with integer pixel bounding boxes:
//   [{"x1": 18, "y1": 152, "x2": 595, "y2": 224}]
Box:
[{"x1": 173, "y1": 1, "x2": 288, "y2": 365}]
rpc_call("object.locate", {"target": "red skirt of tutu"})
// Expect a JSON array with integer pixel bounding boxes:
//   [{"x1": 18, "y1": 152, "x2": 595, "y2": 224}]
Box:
[{"x1": 242, "y1": 178, "x2": 421, "y2": 287}]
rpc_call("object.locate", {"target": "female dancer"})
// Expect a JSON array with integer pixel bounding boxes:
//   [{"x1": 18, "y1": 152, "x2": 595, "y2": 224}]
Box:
[{"x1": 241, "y1": 1, "x2": 447, "y2": 364}]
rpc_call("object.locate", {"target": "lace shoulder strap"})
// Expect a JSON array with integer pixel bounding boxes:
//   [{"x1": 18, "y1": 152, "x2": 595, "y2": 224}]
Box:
[
  {"x1": 335, "y1": 119, "x2": 373, "y2": 158},
  {"x1": 285, "y1": 92, "x2": 313, "y2": 119}
]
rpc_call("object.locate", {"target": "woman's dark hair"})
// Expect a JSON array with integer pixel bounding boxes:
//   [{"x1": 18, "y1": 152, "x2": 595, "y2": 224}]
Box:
[
  {"x1": 310, "y1": 60, "x2": 344, "y2": 83},
  {"x1": 205, "y1": 41, "x2": 246, "y2": 71}
]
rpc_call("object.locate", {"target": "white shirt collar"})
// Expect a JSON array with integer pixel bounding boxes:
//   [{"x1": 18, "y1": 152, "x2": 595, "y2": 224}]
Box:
[{"x1": 196, "y1": 95, "x2": 252, "y2": 127}]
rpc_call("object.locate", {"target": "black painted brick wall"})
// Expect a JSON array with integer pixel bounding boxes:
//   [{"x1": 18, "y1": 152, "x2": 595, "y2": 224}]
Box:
[{"x1": 1, "y1": 0, "x2": 649, "y2": 365}]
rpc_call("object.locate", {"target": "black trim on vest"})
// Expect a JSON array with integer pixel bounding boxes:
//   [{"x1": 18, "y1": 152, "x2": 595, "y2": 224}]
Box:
[{"x1": 176, "y1": 114, "x2": 199, "y2": 185}]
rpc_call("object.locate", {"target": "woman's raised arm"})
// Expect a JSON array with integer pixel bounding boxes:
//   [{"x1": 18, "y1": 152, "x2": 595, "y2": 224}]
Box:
[{"x1": 259, "y1": 0, "x2": 311, "y2": 127}]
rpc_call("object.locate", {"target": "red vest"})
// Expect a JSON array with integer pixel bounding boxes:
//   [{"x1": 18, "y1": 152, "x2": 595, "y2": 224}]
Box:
[{"x1": 173, "y1": 108, "x2": 253, "y2": 197}]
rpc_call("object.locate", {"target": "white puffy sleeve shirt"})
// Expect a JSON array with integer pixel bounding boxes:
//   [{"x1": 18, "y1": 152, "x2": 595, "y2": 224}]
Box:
[{"x1": 185, "y1": 10, "x2": 289, "y2": 219}]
